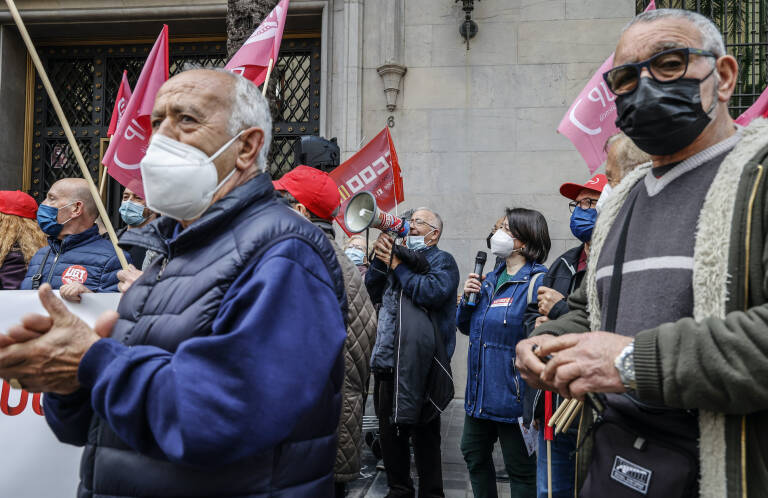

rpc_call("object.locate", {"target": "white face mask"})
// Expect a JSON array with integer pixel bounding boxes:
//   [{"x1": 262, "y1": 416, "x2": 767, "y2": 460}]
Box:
[
  {"x1": 595, "y1": 184, "x2": 614, "y2": 214},
  {"x1": 140, "y1": 131, "x2": 245, "y2": 221},
  {"x1": 490, "y1": 230, "x2": 518, "y2": 259}
]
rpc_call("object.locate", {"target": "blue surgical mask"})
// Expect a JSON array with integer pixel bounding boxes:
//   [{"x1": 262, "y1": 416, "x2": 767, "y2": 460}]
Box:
[
  {"x1": 406, "y1": 235, "x2": 426, "y2": 251},
  {"x1": 119, "y1": 200, "x2": 148, "y2": 226},
  {"x1": 345, "y1": 247, "x2": 365, "y2": 265},
  {"x1": 37, "y1": 202, "x2": 74, "y2": 237},
  {"x1": 407, "y1": 227, "x2": 436, "y2": 251},
  {"x1": 570, "y1": 206, "x2": 597, "y2": 243}
]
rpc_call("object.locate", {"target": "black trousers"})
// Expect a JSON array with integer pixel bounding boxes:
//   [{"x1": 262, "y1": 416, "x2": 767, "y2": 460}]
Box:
[{"x1": 374, "y1": 376, "x2": 444, "y2": 498}]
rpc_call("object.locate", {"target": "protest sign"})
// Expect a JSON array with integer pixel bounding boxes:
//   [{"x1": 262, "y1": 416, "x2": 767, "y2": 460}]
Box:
[{"x1": 0, "y1": 291, "x2": 121, "y2": 497}]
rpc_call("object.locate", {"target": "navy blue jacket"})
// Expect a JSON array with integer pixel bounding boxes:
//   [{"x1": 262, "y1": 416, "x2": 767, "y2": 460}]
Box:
[
  {"x1": 43, "y1": 174, "x2": 347, "y2": 498},
  {"x1": 20, "y1": 226, "x2": 127, "y2": 291},
  {"x1": 367, "y1": 244, "x2": 460, "y2": 370},
  {"x1": 457, "y1": 261, "x2": 547, "y2": 423}
]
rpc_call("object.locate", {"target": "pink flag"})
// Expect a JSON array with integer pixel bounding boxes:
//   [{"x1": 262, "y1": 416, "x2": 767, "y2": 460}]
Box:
[
  {"x1": 225, "y1": 0, "x2": 290, "y2": 86},
  {"x1": 107, "y1": 71, "x2": 133, "y2": 137},
  {"x1": 557, "y1": 1, "x2": 655, "y2": 172},
  {"x1": 735, "y1": 86, "x2": 768, "y2": 125},
  {"x1": 102, "y1": 25, "x2": 169, "y2": 197}
]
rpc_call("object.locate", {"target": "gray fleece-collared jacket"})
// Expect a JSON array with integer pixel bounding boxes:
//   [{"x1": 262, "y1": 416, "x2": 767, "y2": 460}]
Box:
[{"x1": 535, "y1": 118, "x2": 768, "y2": 498}]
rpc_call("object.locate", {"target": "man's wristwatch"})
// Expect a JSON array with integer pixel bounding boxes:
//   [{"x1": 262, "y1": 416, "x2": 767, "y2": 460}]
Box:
[{"x1": 614, "y1": 341, "x2": 637, "y2": 391}]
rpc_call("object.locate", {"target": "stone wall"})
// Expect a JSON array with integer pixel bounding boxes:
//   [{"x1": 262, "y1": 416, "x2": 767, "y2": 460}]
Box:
[{"x1": 359, "y1": 0, "x2": 635, "y2": 394}]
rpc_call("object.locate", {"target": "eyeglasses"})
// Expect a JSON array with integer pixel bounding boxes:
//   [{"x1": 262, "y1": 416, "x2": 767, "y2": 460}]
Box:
[
  {"x1": 409, "y1": 218, "x2": 437, "y2": 229},
  {"x1": 568, "y1": 198, "x2": 598, "y2": 213},
  {"x1": 603, "y1": 47, "x2": 717, "y2": 96}
]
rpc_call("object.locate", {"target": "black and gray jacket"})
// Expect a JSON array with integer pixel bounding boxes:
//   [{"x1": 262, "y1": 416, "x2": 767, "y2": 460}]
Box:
[{"x1": 522, "y1": 243, "x2": 586, "y2": 426}]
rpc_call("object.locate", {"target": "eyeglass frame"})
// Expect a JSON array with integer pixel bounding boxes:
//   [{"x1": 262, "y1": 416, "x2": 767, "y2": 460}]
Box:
[
  {"x1": 409, "y1": 217, "x2": 437, "y2": 230},
  {"x1": 568, "y1": 198, "x2": 598, "y2": 213},
  {"x1": 602, "y1": 47, "x2": 718, "y2": 96}
]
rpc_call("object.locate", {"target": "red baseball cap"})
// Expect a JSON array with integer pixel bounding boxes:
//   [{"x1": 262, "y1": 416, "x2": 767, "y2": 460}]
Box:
[
  {"x1": 559, "y1": 174, "x2": 607, "y2": 201},
  {"x1": 0, "y1": 190, "x2": 38, "y2": 220},
  {"x1": 273, "y1": 165, "x2": 341, "y2": 221}
]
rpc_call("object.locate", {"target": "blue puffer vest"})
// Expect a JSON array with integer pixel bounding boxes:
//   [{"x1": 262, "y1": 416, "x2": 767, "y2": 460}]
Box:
[
  {"x1": 77, "y1": 174, "x2": 347, "y2": 498},
  {"x1": 20, "y1": 226, "x2": 127, "y2": 291}
]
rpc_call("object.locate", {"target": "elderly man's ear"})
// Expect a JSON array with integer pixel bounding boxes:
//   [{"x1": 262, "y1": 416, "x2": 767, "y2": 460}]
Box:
[
  {"x1": 235, "y1": 127, "x2": 265, "y2": 171},
  {"x1": 715, "y1": 55, "x2": 739, "y2": 103}
]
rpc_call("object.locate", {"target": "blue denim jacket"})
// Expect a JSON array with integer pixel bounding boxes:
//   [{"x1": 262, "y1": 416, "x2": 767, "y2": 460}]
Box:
[{"x1": 457, "y1": 260, "x2": 547, "y2": 423}]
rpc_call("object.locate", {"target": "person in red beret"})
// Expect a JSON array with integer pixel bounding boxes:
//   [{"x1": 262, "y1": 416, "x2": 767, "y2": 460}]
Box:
[
  {"x1": 0, "y1": 190, "x2": 47, "y2": 289},
  {"x1": 273, "y1": 165, "x2": 378, "y2": 498}
]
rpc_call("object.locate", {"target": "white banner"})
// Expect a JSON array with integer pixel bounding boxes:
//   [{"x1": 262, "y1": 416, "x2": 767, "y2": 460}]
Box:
[{"x1": 0, "y1": 291, "x2": 121, "y2": 497}]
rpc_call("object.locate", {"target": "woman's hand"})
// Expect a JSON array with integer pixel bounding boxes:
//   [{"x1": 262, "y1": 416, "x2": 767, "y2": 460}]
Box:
[{"x1": 463, "y1": 273, "x2": 482, "y2": 298}]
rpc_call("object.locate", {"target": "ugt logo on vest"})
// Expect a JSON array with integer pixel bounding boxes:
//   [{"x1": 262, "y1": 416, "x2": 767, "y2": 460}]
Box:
[{"x1": 62, "y1": 265, "x2": 88, "y2": 285}]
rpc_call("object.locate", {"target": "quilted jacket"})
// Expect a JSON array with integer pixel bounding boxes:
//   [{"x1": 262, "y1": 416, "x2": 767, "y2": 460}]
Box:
[{"x1": 330, "y1": 237, "x2": 378, "y2": 482}]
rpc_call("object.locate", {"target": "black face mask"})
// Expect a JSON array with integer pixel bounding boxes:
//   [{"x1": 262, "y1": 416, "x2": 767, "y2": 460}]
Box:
[{"x1": 615, "y1": 73, "x2": 716, "y2": 156}]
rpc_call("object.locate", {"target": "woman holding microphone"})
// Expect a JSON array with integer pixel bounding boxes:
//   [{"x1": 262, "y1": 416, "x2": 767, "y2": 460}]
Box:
[{"x1": 457, "y1": 207, "x2": 551, "y2": 498}]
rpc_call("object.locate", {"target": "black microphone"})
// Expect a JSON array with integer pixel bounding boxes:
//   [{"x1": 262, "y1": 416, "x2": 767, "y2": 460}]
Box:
[{"x1": 467, "y1": 251, "x2": 487, "y2": 306}]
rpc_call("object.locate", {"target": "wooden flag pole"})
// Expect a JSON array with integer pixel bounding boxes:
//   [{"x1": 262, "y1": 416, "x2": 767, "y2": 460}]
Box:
[
  {"x1": 6, "y1": 0, "x2": 128, "y2": 270},
  {"x1": 98, "y1": 167, "x2": 108, "y2": 198},
  {"x1": 547, "y1": 439, "x2": 553, "y2": 498},
  {"x1": 261, "y1": 58, "x2": 274, "y2": 97}
]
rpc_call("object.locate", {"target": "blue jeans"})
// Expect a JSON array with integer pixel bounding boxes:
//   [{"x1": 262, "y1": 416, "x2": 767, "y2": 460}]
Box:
[{"x1": 536, "y1": 428, "x2": 576, "y2": 498}]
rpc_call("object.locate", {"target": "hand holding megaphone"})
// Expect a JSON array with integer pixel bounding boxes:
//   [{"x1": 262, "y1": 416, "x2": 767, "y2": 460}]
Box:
[{"x1": 344, "y1": 191, "x2": 410, "y2": 237}]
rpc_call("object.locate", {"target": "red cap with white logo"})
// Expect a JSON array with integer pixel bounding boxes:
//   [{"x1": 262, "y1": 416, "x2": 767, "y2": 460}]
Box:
[{"x1": 559, "y1": 174, "x2": 607, "y2": 201}]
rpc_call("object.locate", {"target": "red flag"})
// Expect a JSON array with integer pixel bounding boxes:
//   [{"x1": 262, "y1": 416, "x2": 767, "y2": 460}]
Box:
[
  {"x1": 107, "y1": 71, "x2": 133, "y2": 137},
  {"x1": 330, "y1": 128, "x2": 405, "y2": 236},
  {"x1": 544, "y1": 391, "x2": 554, "y2": 441},
  {"x1": 735, "y1": 86, "x2": 768, "y2": 125},
  {"x1": 225, "y1": 0, "x2": 290, "y2": 86},
  {"x1": 102, "y1": 25, "x2": 169, "y2": 197},
  {"x1": 557, "y1": 0, "x2": 655, "y2": 173}
]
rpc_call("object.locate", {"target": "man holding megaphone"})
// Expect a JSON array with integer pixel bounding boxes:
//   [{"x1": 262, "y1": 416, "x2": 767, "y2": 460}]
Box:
[{"x1": 365, "y1": 207, "x2": 460, "y2": 498}]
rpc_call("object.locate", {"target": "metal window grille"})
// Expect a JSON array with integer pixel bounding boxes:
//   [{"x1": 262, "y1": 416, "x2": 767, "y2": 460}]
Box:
[
  {"x1": 268, "y1": 38, "x2": 321, "y2": 179},
  {"x1": 29, "y1": 37, "x2": 320, "y2": 222},
  {"x1": 635, "y1": 0, "x2": 768, "y2": 116}
]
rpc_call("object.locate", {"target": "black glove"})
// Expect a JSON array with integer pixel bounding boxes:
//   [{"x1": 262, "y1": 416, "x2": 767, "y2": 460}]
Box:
[{"x1": 392, "y1": 245, "x2": 431, "y2": 274}]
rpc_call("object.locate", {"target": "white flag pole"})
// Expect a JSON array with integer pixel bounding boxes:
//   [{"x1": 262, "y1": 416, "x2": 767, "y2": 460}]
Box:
[
  {"x1": 261, "y1": 58, "x2": 274, "y2": 97},
  {"x1": 5, "y1": 0, "x2": 128, "y2": 270}
]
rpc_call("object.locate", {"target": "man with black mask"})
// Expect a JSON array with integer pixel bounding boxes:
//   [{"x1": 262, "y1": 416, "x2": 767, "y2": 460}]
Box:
[{"x1": 516, "y1": 8, "x2": 768, "y2": 498}]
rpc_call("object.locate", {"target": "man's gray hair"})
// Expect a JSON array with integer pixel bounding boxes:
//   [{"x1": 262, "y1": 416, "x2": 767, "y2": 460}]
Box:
[
  {"x1": 414, "y1": 207, "x2": 444, "y2": 236},
  {"x1": 213, "y1": 68, "x2": 273, "y2": 171},
  {"x1": 624, "y1": 8, "x2": 726, "y2": 57}
]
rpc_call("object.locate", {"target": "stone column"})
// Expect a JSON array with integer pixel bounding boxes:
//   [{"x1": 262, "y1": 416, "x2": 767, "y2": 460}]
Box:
[{"x1": 0, "y1": 26, "x2": 28, "y2": 190}]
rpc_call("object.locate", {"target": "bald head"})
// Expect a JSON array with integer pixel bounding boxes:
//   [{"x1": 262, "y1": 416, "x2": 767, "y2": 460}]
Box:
[
  {"x1": 41, "y1": 178, "x2": 98, "y2": 239},
  {"x1": 52, "y1": 179, "x2": 97, "y2": 220}
]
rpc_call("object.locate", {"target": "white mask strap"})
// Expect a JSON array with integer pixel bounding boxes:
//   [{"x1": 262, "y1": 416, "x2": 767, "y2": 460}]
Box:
[{"x1": 209, "y1": 129, "x2": 247, "y2": 162}]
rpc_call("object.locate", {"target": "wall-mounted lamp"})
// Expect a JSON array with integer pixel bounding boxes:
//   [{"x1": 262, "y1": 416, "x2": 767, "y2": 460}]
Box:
[{"x1": 456, "y1": 0, "x2": 480, "y2": 50}]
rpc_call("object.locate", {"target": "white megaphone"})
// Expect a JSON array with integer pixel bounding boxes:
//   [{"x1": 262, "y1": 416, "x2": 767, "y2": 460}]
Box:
[{"x1": 344, "y1": 191, "x2": 410, "y2": 237}]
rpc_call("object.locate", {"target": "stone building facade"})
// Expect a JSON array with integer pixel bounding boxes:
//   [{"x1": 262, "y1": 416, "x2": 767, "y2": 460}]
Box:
[{"x1": 0, "y1": 0, "x2": 635, "y2": 392}]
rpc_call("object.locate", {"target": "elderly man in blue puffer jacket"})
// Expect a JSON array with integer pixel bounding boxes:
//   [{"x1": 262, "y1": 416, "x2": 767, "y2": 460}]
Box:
[
  {"x1": 21, "y1": 178, "x2": 129, "y2": 299},
  {"x1": 0, "y1": 69, "x2": 347, "y2": 498}
]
